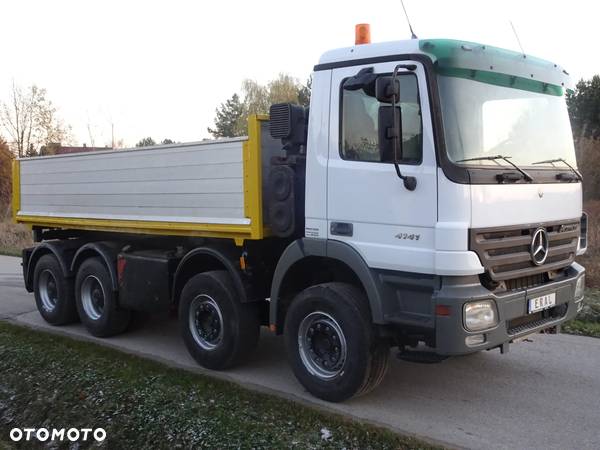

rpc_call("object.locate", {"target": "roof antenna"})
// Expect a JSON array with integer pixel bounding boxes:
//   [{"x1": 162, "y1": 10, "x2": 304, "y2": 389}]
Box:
[
  {"x1": 401, "y1": 0, "x2": 418, "y2": 39},
  {"x1": 509, "y1": 20, "x2": 526, "y2": 57}
]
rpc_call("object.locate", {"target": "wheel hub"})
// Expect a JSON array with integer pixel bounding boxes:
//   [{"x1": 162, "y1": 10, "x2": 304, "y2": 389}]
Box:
[
  {"x1": 39, "y1": 270, "x2": 59, "y2": 312},
  {"x1": 81, "y1": 275, "x2": 105, "y2": 320},
  {"x1": 189, "y1": 295, "x2": 224, "y2": 350},
  {"x1": 298, "y1": 312, "x2": 347, "y2": 380}
]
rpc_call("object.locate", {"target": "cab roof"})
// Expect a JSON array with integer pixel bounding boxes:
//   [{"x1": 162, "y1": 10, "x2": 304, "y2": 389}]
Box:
[{"x1": 317, "y1": 38, "x2": 572, "y2": 92}]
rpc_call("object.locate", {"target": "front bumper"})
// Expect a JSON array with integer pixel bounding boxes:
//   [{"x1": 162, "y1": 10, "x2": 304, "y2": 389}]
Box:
[{"x1": 434, "y1": 262, "x2": 585, "y2": 355}]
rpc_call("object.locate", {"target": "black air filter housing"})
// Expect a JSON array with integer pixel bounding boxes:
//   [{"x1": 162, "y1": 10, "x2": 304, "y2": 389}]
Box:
[{"x1": 269, "y1": 103, "x2": 308, "y2": 151}]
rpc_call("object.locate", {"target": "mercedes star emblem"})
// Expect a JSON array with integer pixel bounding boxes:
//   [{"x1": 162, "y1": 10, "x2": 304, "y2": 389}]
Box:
[{"x1": 531, "y1": 228, "x2": 549, "y2": 266}]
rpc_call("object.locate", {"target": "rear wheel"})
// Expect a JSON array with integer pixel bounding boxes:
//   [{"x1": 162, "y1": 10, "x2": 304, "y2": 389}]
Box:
[
  {"x1": 284, "y1": 282, "x2": 390, "y2": 402},
  {"x1": 179, "y1": 270, "x2": 260, "y2": 370},
  {"x1": 33, "y1": 254, "x2": 78, "y2": 325},
  {"x1": 75, "y1": 257, "x2": 131, "y2": 337}
]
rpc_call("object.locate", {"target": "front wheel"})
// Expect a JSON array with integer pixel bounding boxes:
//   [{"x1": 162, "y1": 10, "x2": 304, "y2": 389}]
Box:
[{"x1": 284, "y1": 283, "x2": 389, "y2": 402}]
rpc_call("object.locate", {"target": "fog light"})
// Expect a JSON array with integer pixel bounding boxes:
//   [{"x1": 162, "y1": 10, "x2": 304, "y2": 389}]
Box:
[
  {"x1": 465, "y1": 334, "x2": 486, "y2": 346},
  {"x1": 464, "y1": 300, "x2": 498, "y2": 331},
  {"x1": 575, "y1": 275, "x2": 585, "y2": 300}
]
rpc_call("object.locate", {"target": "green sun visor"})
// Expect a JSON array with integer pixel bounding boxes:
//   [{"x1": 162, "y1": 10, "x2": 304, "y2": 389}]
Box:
[{"x1": 419, "y1": 39, "x2": 572, "y2": 96}]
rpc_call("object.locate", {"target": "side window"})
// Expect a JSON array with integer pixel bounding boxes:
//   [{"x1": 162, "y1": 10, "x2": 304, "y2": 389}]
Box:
[{"x1": 340, "y1": 73, "x2": 422, "y2": 164}]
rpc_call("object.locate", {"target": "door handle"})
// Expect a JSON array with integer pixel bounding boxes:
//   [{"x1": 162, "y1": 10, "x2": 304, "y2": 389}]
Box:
[{"x1": 330, "y1": 222, "x2": 353, "y2": 237}]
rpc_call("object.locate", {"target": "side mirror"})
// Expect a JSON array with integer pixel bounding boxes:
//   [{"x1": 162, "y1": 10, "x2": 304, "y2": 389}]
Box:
[
  {"x1": 343, "y1": 67, "x2": 377, "y2": 97},
  {"x1": 376, "y1": 76, "x2": 400, "y2": 103},
  {"x1": 378, "y1": 105, "x2": 403, "y2": 162}
]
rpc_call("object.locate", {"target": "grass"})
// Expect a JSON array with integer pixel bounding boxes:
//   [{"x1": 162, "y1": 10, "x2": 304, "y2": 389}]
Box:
[
  {"x1": 563, "y1": 320, "x2": 600, "y2": 337},
  {"x1": 0, "y1": 322, "x2": 437, "y2": 450},
  {"x1": 577, "y1": 200, "x2": 600, "y2": 288},
  {"x1": 562, "y1": 288, "x2": 600, "y2": 338},
  {"x1": 0, "y1": 248, "x2": 20, "y2": 257},
  {"x1": 0, "y1": 218, "x2": 31, "y2": 257},
  {"x1": 560, "y1": 200, "x2": 600, "y2": 339}
]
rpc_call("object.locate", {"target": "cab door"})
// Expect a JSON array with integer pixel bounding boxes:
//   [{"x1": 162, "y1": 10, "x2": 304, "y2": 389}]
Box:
[{"x1": 326, "y1": 60, "x2": 438, "y2": 274}]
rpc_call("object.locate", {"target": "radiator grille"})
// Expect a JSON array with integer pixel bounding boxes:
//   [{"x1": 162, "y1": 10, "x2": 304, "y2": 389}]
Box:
[
  {"x1": 471, "y1": 220, "x2": 579, "y2": 282},
  {"x1": 505, "y1": 273, "x2": 546, "y2": 291}
]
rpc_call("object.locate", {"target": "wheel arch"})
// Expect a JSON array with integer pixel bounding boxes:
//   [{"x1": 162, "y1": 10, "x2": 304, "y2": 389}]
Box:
[
  {"x1": 269, "y1": 239, "x2": 385, "y2": 334},
  {"x1": 25, "y1": 240, "x2": 82, "y2": 292},
  {"x1": 70, "y1": 242, "x2": 121, "y2": 292},
  {"x1": 172, "y1": 246, "x2": 249, "y2": 306}
]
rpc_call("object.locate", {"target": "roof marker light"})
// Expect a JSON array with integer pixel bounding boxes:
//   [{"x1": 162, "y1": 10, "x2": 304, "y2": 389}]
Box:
[{"x1": 355, "y1": 23, "x2": 371, "y2": 45}]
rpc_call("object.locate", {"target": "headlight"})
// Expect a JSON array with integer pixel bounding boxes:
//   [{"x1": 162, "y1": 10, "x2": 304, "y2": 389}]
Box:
[
  {"x1": 464, "y1": 300, "x2": 498, "y2": 332},
  {"x1": 575, "y1": 275, "x2": 585, "y2": 300}
]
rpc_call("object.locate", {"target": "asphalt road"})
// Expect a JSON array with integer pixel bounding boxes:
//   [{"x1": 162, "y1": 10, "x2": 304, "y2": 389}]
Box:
[{"x1": 1, "y1": 254, "x2": 599, "y2": 449}]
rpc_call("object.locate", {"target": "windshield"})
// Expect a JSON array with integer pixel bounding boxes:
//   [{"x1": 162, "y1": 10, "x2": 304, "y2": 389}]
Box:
[{"x1": 437, "y1": 75, "x2": 577, "y2": 167}]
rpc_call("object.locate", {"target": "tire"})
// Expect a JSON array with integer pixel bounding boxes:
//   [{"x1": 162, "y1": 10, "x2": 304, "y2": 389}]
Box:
[
  {"x1": 75, "y1": 257, "x2": 131, "y2": 337},
  {"x1": 33, "y1": 254, "x2": 78, "y2": 325},
  {"x1": 284, "y1": 282, "x2": 390, "y2": 402},
  {"x1": 179, "y1": 270, "x2": 260, "y2": 370}
]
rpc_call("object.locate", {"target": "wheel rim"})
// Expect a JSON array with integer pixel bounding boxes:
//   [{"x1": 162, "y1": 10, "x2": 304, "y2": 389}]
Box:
[
  {"x1": 38, "y1": 269, "x2": 58, "y2": 312},
  {"x1": 81, "y1": 275, "x2": 105, "y2": 321},
  {"x1": 298, "y1": 311, "x2": 347, "y2": 380},
  {"x1": 189, "y1": 295, "x2": 224, "y2": 350}
]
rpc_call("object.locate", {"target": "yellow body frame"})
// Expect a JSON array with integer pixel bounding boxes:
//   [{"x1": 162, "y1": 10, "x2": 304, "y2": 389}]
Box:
[
  {"x1": 12, "y1": 159, "x2": 20, "y2": 222},
  {"x1": 13, "y1": 115, "x2": 270, "y2": 246}
]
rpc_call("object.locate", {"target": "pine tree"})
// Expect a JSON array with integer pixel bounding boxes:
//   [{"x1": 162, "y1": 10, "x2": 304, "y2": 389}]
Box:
[
  {"x1": 567, "y1": 75, "x2": 600, "y2": 140},
  {"x1": 207, "y1": 93, "x2": 245, "y2": 138},
  {"x1": 136, "y1": 137, "x2": 156, "y2": 147},
  {"x1": 297, "y1": 76, "x2": 312, "y2": 108}
]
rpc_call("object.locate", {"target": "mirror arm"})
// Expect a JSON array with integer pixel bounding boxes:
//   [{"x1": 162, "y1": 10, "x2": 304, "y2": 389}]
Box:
[{"x1": 390, "y1": 64, "x2": 417, "y2": 191}]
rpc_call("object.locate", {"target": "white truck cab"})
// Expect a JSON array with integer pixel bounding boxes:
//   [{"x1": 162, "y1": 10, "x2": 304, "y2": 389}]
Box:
[
  {"x1": 307, "y1": 38, "x2": 581, "y2": 275},
  {"x1": 270, "y1": 37, "x2": 585, "y2": 383}
]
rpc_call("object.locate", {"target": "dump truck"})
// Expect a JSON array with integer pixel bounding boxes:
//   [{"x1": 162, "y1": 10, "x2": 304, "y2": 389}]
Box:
[{"x1": 12, "y1": 31, "x2": 587, "y2": 402}]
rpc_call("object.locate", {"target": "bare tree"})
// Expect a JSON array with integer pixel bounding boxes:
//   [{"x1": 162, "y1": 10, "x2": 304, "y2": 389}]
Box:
[
  {"x1": 267, "y1": 73, "x2": 303, "y2": 106},
  {"x1": 241, "y1": 79, "x2": 270, "y2": 116},
  {"x1": 0, "y1": 83, "x2": 73, "y2": 157}
]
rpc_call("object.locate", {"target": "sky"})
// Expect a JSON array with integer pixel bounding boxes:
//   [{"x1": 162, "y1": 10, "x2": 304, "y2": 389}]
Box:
[{"x1": 1, "y1": 0, "x2": 598, "y2": 147}]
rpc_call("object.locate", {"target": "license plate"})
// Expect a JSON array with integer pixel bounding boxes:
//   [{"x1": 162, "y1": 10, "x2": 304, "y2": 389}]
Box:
[{"x1": 528, "y1": 293, "x2": 556, "y2": 314}]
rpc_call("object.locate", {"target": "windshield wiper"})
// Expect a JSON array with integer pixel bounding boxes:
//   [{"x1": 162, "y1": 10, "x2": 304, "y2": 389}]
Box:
[
  {"x1": 532, "y1": 158, "x2": 582, "y2": 181},
  {"x1": 456, "y1": 155, "x2": 534, "y2": 182}
]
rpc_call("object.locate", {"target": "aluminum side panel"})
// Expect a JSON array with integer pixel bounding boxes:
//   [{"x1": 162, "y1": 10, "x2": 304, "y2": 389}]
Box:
[{"x1": 18, "y1": 140, "x2": 249, "y2": 225}]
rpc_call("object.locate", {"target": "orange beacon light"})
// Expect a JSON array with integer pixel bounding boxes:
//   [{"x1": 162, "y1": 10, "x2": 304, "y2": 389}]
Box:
[{"x1": 355, "y1": 23, "x2": 371, "y2": 45}]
